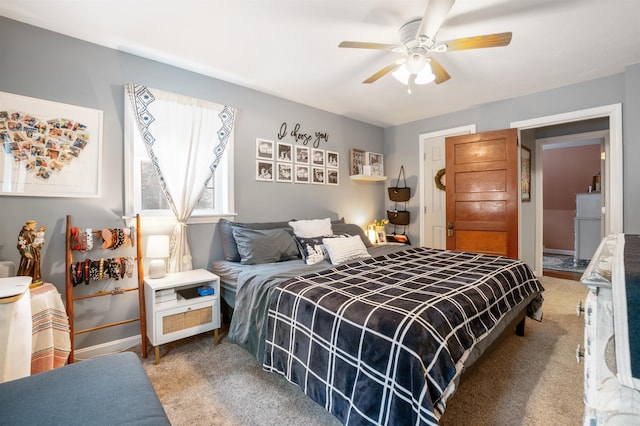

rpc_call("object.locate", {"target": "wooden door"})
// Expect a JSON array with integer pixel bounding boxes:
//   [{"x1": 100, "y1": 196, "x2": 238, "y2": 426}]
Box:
[{"x1": 445, "y1": 129, "x2": 519, "y2": 258}]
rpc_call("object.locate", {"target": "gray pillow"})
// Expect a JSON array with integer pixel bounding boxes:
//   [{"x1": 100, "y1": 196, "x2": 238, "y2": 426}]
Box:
[
  {"x1": 219, "y1": 218, "x2": 294, "y2": 262},
  {"x1": 219, "y1": 218, "x2": 240, "y2": 262},
  {"x1": 331, "y1": 223, "x2": 374, "y2": 248},
  {"x1": 232, "y1": 227, "x2": 300, "y2": 265}
]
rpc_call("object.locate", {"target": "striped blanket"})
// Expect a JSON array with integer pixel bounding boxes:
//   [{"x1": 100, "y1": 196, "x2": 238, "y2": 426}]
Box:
[{"x1": 30, "y1": 283, "x2": 70, "y2": 373}]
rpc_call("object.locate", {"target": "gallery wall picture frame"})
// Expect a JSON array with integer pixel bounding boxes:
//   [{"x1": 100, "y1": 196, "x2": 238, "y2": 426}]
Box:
[
  {"x1": 327, "y1": 168, "x2": 339, "y2": 185},
  {"x1": 0, "y1": 90, "x2": 103, "y2": 197},
  {"x1": 312, "y1": 148, "x2": 325, "y2": 166},
  {"x1": 295, "y1": 145, "x2": 309, "y2": 164},
  {"x1": 311, "y1": 166, "x2": 325, "y2": 185},
  {"x1": 277, "y1": 142, "x2": 292, "y2": 162},
  {"x1": 276, "y1": 163, "x2": 293, "y2": 183},
  {"x1": 256, "y1": 160, "x2": 274, "y2": 181},
  {"x1": 350, "y1": 148, "x2": 365, "y2": 175},
  {"x1": 326, "y1": 150, "x2": 339, "y2": 168},
  {"x1": 295, "y1": 164, "x2": 309, "y2": 184},
  {"x1": 521, "y1": 145, "x2": 531, "y2": 202},
  {"x1": 366, "y1": 152, "x2": 384, "y2": 176},
  {"x1": 256, "y1": 138, "x2": 274, "y2": 160}
]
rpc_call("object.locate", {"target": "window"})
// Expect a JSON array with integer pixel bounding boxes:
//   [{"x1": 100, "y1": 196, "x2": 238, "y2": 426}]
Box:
[{"x1": 124, "y1": 87, "x2": 235, "y2": 224}]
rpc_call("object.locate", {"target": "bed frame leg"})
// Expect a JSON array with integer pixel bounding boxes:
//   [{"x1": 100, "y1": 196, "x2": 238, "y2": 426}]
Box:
[{"x1": 515, "y1": 316, "x2": 526, "y2": 336}]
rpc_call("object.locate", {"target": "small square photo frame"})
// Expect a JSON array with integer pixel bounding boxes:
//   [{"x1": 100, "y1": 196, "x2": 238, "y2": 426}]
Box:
[
  {"x1": 256, "y1": 160, "x2": 274, "y2": 181},
  {"x1": 366, "y1": 152, "x2": 384, "y2": 176},
  {"x1": 311, "y1": 166, "x2": 325, "y2": 184},
  {"x1": 295, "y1": 145, "x2": 309, "y2": 164},
  {"x1": 312, "y1": 148, "x2": 325, "y2": 166},
  {"x1": 277, "y1": 142, "x2": 292, "y2": 162},
  {"x1": 326, "y1": 151, "x2": 339, "y2": 168},
  {"x1": 277, "y1": 163, "x2": 293, "y2": 182},
  {"x1": 256, "y1": 138, "x2": 274, "y2": 160},
  {"x1": 326, "y1": 168, "x2": 339, "y2": 185},
  {"x1": 295, "y1": 164, "x2": 309, "y2": 184}
]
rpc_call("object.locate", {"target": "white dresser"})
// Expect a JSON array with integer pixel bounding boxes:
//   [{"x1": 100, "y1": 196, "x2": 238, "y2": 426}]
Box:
[{"x1": 579, "y1": 234, "x2": 640, "y2": 425}]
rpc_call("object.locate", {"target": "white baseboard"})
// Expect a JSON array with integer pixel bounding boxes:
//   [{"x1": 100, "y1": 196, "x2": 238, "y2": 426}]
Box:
[
  {"x1": 543, "y1": 248, "x2": 575, "y2": 256},
  {"x1": 73, "y1": 335, "x2": 142, "y2": 361}
]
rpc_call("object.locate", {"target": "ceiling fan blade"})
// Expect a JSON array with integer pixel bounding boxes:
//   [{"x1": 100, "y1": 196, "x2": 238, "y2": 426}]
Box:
[
  {"x1": 363, "y1": 62, "x2": 402, "y2": 84},
  {"x1": 428, "y1": 57, "x2": 451, "y2": 84},
  {"x1": 339, "y1": 41, "x2": 400, "y2": 51},
  {"x1": 439, "y1": 32, "x2": 512, "y2": 51},
  {"x1": 417, "y1": 0, "x2": 456, "y2": 41}
]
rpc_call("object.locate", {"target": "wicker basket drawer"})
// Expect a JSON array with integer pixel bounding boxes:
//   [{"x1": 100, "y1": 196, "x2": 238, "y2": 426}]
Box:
[
  {"x1": 162, "y1": 305, "x2": 212, "y2": 335},
  {"x1": 155, "y1": 299, "x2": 218, "y2": 344}
]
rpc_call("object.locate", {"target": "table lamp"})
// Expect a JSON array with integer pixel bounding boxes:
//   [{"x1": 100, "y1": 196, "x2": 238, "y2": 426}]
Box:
[{"x1": 146, "y1": 235, "x2": 170, "y2": 279}]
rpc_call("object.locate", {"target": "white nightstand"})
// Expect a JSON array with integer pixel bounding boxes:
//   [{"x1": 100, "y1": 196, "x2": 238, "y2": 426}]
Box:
[{"x1": 144, "y1": 269, "x2": 220, "y2": 364}]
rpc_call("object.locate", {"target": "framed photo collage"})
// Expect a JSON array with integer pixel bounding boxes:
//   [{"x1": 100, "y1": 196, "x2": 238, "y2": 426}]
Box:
[{"x1": 255, "y1": 138, "x2": 338, "y2": 185}]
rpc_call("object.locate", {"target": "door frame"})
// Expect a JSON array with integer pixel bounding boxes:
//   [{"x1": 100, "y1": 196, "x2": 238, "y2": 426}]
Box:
[
  {"x1": 419, "y1": 124, "x2": 476, "y2": 247},
  {"x1": 511, "y1": 103, "x2": 623, "y2": 275},
  {"x1": 535, "y1": 130, "x2": 606, "y2": 255}
]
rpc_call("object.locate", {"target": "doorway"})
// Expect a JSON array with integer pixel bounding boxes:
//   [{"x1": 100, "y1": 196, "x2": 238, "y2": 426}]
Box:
[
  {"x1": 538, "y1": 132, "x2": 605, "y2": 277},
  {"x1": 511, "y1": 104, "x2": 623, "y2": 276}
]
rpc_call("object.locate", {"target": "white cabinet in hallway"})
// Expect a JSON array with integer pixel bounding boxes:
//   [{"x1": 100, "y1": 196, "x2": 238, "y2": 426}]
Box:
[{"x1": 575, "y1": 193, "x2": 601, "y2": 261}]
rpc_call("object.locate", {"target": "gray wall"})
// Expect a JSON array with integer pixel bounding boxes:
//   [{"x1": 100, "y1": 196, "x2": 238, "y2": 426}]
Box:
[
  {"x1": 384, "y1": 66, "x2": 640, "y2": 267},
  {"x1": 0, "y1": 17, "x2": 386, "y2": 348}
]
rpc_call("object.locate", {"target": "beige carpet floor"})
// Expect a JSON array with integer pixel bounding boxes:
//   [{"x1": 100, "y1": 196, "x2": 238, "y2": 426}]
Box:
[{"x1": 137, "y1": 275, "x2": 588, "y2": 426}]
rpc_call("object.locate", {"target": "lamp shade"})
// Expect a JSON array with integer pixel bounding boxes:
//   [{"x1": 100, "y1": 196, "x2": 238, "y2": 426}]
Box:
[
  {"x1": 392, "y1": 65, "x2": 411, "y2": 85},
  {"x1": 415, "y1": 66, "x2": 435, "y2": 85},
  {"x1": 146, "y1": 235, "x2": 170, "y2": 279},
  {"x1": 146, "y1": 235, "x2": 170, "y2": 259}
]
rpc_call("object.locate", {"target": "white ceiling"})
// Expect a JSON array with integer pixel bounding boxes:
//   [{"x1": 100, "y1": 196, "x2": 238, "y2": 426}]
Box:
[{"x1": 1, "y1": 0, "x2": 639, "y2": 127}]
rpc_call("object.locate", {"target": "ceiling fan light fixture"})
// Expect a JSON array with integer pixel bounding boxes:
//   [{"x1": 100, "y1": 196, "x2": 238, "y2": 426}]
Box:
[
  {"x1": 405, "y1": 50, "x2": 427, "y2": 74},
  {"x1": 392, "y1": 64, "x2": 411, "y2": 85},
  {"x1": 392, "y1": 61, "x2": 435, "y2": 86},
  {"x1": 339, "y1": 0, "x2": 512, "y2": 89},
  {"x1": 415, "y1": 66, "x2": 435, "y2": 85}
]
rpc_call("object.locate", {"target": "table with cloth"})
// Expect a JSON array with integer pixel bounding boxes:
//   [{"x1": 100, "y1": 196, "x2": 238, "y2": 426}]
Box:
[
  {"x1": 0, "y1": 280, "x2": 70, "y2": 382},
  {"x1": 29, "y1": 283, "x2": 71, "y2": 374}
]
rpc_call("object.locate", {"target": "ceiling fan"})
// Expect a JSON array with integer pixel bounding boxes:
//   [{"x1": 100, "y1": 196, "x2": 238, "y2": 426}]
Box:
[{"x1": 338, "y1": 0, "x2": 512, "y2": 92}]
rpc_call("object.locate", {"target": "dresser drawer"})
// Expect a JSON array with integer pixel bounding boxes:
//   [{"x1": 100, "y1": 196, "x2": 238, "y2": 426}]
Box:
[{"x1": 155, "y1": 299, "x2": 219, "y2": 345}]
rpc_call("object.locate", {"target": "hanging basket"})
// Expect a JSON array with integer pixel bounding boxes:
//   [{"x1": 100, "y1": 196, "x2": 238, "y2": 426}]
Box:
[
  {"x1": 388, "y1": 165, "x2": 411, "y2": 202},
  {"x1": 387, "y1": 209, "x2": 410, "y2": 226}
]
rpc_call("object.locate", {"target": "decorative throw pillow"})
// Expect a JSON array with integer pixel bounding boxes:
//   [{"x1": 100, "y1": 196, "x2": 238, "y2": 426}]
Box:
[
  {"x1": 232, "y1": 227, "x2": 300, "y2": 265},
  {"x1": 323, "y1": 235, "x2": 371, "y2": 265},
  {"x1": 288, "y1": 218, "x2": 333, "y2": 238},
  {"x1": 295, "y1": 235, "x2": 339, "y2": 265}
]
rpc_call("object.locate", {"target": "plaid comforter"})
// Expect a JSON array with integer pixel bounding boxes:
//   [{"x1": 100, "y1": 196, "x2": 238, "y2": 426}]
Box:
[{"x1": 263, "y1": 247, "x2": 543, "y2": 425}]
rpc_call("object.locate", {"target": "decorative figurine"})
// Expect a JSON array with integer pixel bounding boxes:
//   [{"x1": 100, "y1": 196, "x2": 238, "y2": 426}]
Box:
[{"x1": 17, "y1": 220, "x2": 45, "y2": 286}]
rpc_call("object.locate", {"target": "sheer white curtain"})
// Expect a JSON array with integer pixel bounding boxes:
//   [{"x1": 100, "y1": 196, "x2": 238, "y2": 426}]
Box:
[{"x1": 125, "y1": 83, "x2": 236, "y2": 272}]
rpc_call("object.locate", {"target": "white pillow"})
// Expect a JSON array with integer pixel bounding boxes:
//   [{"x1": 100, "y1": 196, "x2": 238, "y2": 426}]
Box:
[
  {"x1": 288, "y1": 218, "x2": 333, "y2": 238},
  {"x1": 323, "y1": 235, "x2": 371, "y2": 265}
]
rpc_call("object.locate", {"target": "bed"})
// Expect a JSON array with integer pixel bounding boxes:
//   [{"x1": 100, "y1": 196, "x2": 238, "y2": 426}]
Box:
[{"x1": 212, "y1": 218, "x2": 544, "y2": 425}]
